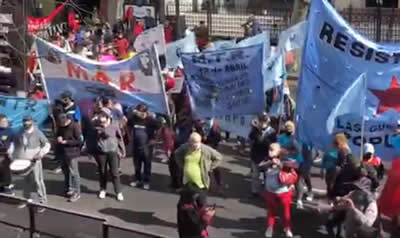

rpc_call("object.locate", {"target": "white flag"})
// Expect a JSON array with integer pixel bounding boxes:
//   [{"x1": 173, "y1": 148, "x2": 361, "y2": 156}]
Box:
[{"x1": 134, "y1": 25, "x2": 166, "y2": 55}]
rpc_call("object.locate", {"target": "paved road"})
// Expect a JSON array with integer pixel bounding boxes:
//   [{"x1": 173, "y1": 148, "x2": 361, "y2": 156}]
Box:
[{"x1": 2, "y1": 140, "x2": 387, "y2": 238}]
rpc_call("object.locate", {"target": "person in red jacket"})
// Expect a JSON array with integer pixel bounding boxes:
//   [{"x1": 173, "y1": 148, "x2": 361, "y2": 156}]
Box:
[
  {"x1": 156, "y1": 117, "x2": 175, "y2": 163},
  {"x1": 133, "y1": 20, "x2": 144, "y2": 40},
  {"x1": 113, "y1": 31, "x2": 129, "y2": 59},
  {"x1": 163, "y1": 71, "x2": 176, "y2": 92},
  {"x1": 164, "y1": 20, "x2": 173, "y2": 43}
]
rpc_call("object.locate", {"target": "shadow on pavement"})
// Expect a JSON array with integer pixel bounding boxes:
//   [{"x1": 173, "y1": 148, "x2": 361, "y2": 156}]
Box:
[{"x1": 99, "y1": 207, "x2": 177, "y2": 229}]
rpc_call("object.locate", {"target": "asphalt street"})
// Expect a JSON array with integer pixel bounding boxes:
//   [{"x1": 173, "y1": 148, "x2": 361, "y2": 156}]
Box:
[{"x1": 1, "y1": 140, "x2": 390, "y2": 238}]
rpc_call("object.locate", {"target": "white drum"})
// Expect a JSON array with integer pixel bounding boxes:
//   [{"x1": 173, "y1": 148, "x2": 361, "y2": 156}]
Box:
[{"x1": 10, "y1": 159, "x2": 34, "y2": 176}]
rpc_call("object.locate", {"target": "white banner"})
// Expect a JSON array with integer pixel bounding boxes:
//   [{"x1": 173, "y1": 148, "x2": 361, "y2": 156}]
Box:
[
  {"x1": 134, "y1": 25, "x2": 166, "y2": 55},
  {"x1": 124, "y1": 5, "x2": 156, "y2": 18}
]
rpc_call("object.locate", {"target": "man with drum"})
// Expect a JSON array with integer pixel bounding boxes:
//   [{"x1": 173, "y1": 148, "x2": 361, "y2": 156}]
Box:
[
  {"x1": 13, "y1": 115, "x2": 51, "y2": 205},
  {"x1": 0, "y1": 114, "x2": 14, "y2": 195}
]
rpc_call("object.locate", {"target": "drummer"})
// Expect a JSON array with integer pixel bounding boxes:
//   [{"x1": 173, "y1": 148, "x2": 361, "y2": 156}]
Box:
[
  {"x1": 0, "y1": 114, "x2": 14, "y2": 195},
  {"x1": 13, "y1": 115, "x2": 51, "y2": 205}
]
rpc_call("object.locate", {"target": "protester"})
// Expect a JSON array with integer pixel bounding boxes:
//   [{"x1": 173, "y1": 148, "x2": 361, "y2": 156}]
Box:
[
  {"x1": 113, "y1": 31, "x2": 129, "y2": 59},
  {"x1": 260, "y1": 143, "x2": 296, "y2": 238},
  {"x1": 144, "y1": 9, "x2": 156, "y2": 29},
  {"x1": 241, "y1": 15, "x2": 262, "y2": 37},
  {"x1": 0, "y1": 114, "x2": 14, "y2": 195},
  {"x1": 56, "y1": 113, "x2": 83, "y2": 202},
  {"x1": 249, "y1": 112, "x2": 276, "y2": 196},
  {"x1": 177, "y1": 183, "x2": 216, "y2": 238},
  {"x1": 29, "y1": 85, "x2": 46, "y2": 100},
  {"x1": 173, "y1": 132, "x2": 222, "y2": 195},
  {"x1": 59, "y1": 91, "x2": 82, "y2": 123},
  {"x1": 194, "y1": 21, "x2": 209, "y2": 51},
  {"x1": 133, "y1": 20, "x2": 145, "y2": 39},
  {"x1": 362, "y1": 143, "x2": 384, "y2": 180},
  {"x1": 164, "y1": 20, "x2": 174, "y2": 43},
  {"x1": 128, "y1": 103, "x2": 161, "y2": 190},
  {"x1": 13, "y1": 115, "x2": 51, "y2": 206},
  {"x1": 92, "y1": 108, "x2": 125, "y2": 201},
  {"x1": 156, "y1": 117, "x2": 175, "y2": 163}
]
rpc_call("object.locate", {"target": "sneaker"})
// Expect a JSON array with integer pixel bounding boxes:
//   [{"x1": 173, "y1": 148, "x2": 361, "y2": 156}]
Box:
[
  {"x1": 98, "y1": 190, "x2": 106, "y2": 199},
  {"x1": 296, "y1": 200, "x2": 304, "y2": 209},
  {"x1": 305, "y1": 193, "x2": 314, "y2": 202},
  {"x1": 129, "y1": 181, "x2": 142, "y2": 187},
  {"x1": 264, "y1": 227, "x2": 273, "y2": 237},
  {"x1": 52, "y1": 167, "x2": 62, "y2": 174},
  {"x1": 68, "y1": 193, "x2": 81, "y2": 202},
  {"x1": 143, "y1": 183, "x2": 150, "y2": 190},
  {"x1": 117, "y1": 193, "x2": 124, "y2": 201},
  {"x1": 284, "y1": 229, "x2": 293, "y2": 238},
  {"x1": 65, "y1": 190, "x2": 74, "y2": 197}
]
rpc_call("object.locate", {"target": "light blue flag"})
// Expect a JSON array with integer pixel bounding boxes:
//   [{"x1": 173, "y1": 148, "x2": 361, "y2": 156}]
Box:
[
  {"x1": 166, "y1": 32, "x2": 198, "y2": 68},
  {"x1": 296, "y1": 0, "x2": 400, "y2": 159},
  {"x1": 326, "y1": 73, "x2": 367, "y2": 133},
  {"x1": 0, "y1": 95, "x2": 49, "y2": 132},
  {"x1": 237, "y1": 31, "x2": 270, "y2": 59},
  {"x1": 181, "y1": 43, "x2": 265, "y2": 119},
  {"x1": 278, "y1": 21, "x2": 308, "y2": 51},
  {"x1": 264, "y1": 50, "x2": 286, "y2": 91}
]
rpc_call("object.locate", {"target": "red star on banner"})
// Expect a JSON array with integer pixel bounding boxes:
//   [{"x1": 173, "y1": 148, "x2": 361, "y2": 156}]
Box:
[{"x1": 370, "y1": 76, "x2": 400, "y2": 114}]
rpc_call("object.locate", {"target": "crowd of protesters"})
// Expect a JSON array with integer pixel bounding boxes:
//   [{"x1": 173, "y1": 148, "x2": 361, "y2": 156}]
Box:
[{"x1": 1, "y1": 7, "x2": 400, "y2": 238}]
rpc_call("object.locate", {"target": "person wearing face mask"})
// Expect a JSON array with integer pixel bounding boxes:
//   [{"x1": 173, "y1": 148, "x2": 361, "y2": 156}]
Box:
[
  {"x1": 13, "y1": 115, "x2": 51, "y2": 205},
  {"x1": 0, "y1": 114, "x2": 14, "y2": 195},
  {"x1": 362, "y1": 143, "x2": 384, "y2": 180},
  {"x1": 59, "y1": 91, "x2": 82, "y2": 123},
  {"x1": 249, "y1": 112, "x2": 277, "y2": 197},
  {"x1": 93, "y1": 108, "x2": 125, "y2": 201},
  {"x1": 127, "y1": 103, "x2": 161, "y2": 190},
  {"x1": 174, "y1": 132, "x2": 223, "y2": 194},
  {"x1": 259, "y1": 143, "x2": 297, "y2": 238},
  {"x1": 56, "y1": 114, "x2": 83, "y2": 202}
]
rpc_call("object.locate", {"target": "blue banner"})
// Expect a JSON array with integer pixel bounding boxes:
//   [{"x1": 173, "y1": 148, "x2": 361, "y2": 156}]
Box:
[
  {"x1": 0, "y1": 95, "x2": 49, "y2": 131},
  {"x1": 296, "y1": 0, "x2": 400, "y2": 159},
  {"x1": 35, "y1": 38, "x2": 169, "y2": 115},
  {"x1": 216, "y1": 114, "x2": 254, "y2": 138},
  {"x1": 182, "y1": 44, "x2": 265, "y2": 119}
]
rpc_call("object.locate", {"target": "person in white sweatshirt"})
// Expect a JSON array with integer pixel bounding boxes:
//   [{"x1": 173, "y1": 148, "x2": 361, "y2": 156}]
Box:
[{"x1": 13, "y1": 115, "x2": 51, "y2": 204}]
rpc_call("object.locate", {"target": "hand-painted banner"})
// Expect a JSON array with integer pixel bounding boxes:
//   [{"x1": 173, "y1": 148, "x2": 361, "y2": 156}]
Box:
[
  {"x1": 296, "y1": 0, "x2": 400, "y2": 159},
  {"x1": 0, "y1": 95, "x2": 49, "y2": 131},
  {"x1": 35, "y1": 38, "x2": 169, "y2": 115},
  {"x1": 182, "y1": 44, "x2": 265, "y2": 119},
  {"x1": 166, "y1": 32, "x2": 198, "y2": 68},
  {"x1": 134, "y1": 25, "x2": 167, "y2": 55},
  {"x1": 27, "y1": 0, "x2": 68, "y2": 34}
]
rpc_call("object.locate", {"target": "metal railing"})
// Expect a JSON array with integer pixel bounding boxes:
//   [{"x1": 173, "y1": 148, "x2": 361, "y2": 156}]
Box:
[
  {"x1": 166, "y1": 3, "x2": 400, "y2": 43},
  {"x1": 0, "y1": 194, "x2": 169, "y2": 238}
]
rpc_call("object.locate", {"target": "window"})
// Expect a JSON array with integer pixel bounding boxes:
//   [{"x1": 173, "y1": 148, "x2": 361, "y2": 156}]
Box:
[{"x1": 366, "y1": 0, "x2": 398, "y2": 8}]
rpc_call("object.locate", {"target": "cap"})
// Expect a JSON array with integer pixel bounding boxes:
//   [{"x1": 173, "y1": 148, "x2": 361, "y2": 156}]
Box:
[
  {"x1": 60, "y1": 91, "x2": 72, "y2": 99},
  {"x1": 23, "y1": 115, "x2": 33, "y2": 121},
  {"x1": 363, "y1": 143, "x2": 375, "y2": 155}
]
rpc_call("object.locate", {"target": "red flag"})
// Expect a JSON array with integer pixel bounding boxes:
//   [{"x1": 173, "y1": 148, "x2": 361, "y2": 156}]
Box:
[
  {"x1": 378, "y1": 156, "x2": 400, "y2": 217},
  {"x1": 27, "y1": 0, "x2": 69, "y2": 34}
]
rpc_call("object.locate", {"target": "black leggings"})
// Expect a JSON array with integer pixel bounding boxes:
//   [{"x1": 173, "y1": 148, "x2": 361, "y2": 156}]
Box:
[{"x1": 94, "y1": 152, "x2": 121, "y2": 194}]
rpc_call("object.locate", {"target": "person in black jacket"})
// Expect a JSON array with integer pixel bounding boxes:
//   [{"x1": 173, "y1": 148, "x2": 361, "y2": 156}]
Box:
[
  {"x1": 128, "y1": 103, "x2": 161, "y2": 190},
  {"x1": 248, "y1": 112, "x2": 276, "y2": 196},
  {"x1": 0, "y1": 114, "x2": 14, "y2": 195},
  {"x1": 56, "y1": 113, "x2": 83, "y2": 202}
]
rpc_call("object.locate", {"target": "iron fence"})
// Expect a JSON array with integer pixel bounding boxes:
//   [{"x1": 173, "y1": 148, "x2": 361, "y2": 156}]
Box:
[
  {"x1": 166, "y1": 3, "x2": 400, "y2": 43},
  {"x1": 0, "y1": 194, "x2": 169, "y2": 238}
]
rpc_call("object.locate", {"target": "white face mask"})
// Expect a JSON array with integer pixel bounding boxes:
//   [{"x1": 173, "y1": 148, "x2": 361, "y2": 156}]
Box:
[{"x1": 190, "y1": 142, "x2": 201, "y2": 151}]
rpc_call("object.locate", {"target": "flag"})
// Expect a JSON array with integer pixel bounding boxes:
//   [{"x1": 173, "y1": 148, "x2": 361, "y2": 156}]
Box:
[
  {"x1": 378, "y1": 157, "x2": 400, "y2": 217},
  {"x1": 27, "y1": 0, "x2": 69, "y2": 34},
  {"x1": 326, "y1": 73, "x2": 367, "y2": 133},
  {"x1": 134, "y1": 25, "x2": 166, "y2": 55},
  {"x1": 296, "y1": 0, "x2": 400, "y2": 159},
  {"x1": 278, "y1": 21, "x2": 308, "y2": 52},
  {"x1": 166, "y1": 32, "x2": 197, "y2": 68}
]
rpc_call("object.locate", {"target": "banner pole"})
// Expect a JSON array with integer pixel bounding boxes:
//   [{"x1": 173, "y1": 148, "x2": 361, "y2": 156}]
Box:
[
  {"x1": 359, "y1": 75, "x2": 367, "y2": 159},
  {"x1": 33, "y1": 39, "x2": 51, "y2": 105}
]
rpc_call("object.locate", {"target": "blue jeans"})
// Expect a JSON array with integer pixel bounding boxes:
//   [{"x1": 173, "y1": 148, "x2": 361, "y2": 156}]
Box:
[{"x1": 60, "y1": 155, "x2": 81, "y2": 195}]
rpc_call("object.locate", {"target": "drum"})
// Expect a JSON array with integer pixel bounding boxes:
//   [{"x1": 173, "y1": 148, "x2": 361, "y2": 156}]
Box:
[{"x1": 10, "y1": 159, "x2": 35, "y2": 176}]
